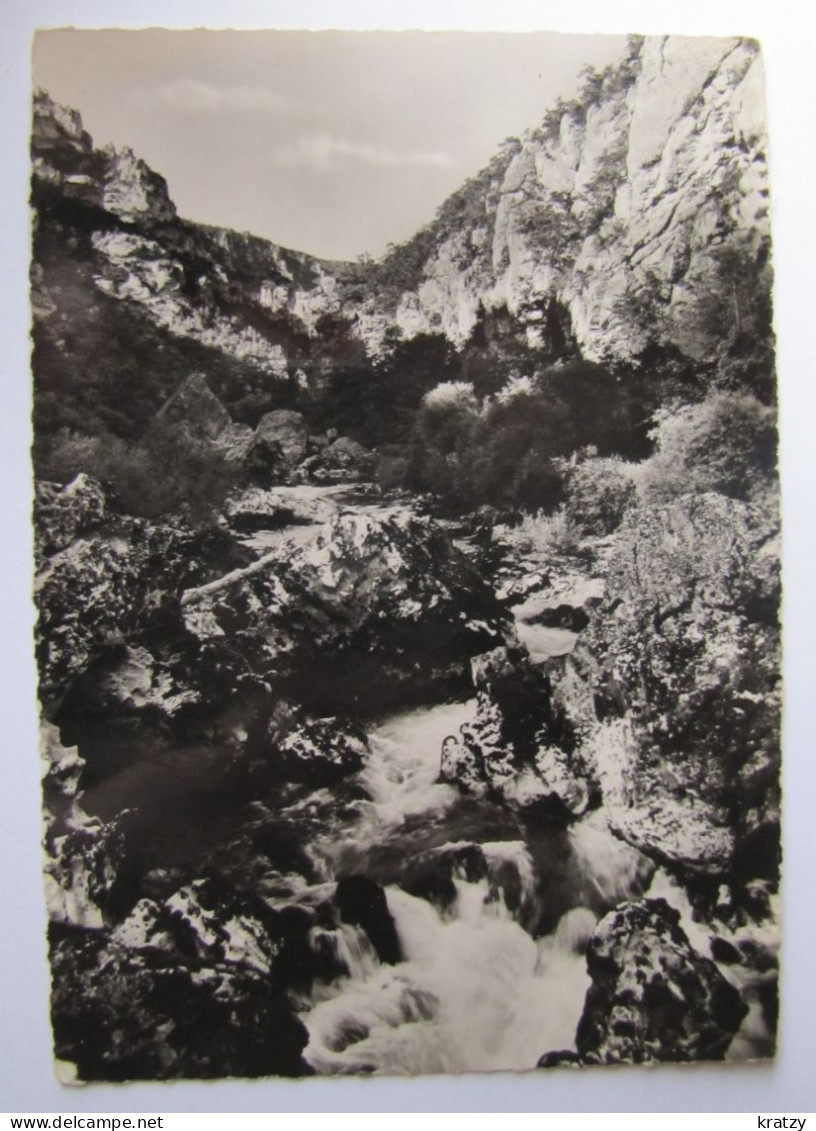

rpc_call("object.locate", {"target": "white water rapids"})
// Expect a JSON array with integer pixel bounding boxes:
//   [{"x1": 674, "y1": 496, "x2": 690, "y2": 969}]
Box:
[{"x1": 295, "y1": 700, "x2": 642, "y2": 1076}]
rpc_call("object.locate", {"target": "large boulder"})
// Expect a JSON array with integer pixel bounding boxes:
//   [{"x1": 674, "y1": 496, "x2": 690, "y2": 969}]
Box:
[
  {"x1": 252, "y1": 409, "x2": 309, "y2": 465},
  {"x1": 440, "y1": 645, "x2": 590, "y2": 815},
  {"x1": 50, "y1": 923, "x2": 309, "y2": 1082},
  {"x1": 268, "y1": 715, "x2": 369, "y2": 786},
  {"x1": 154, "y1": 373, "x2": 254, "y2": 460},
  {"x1": 49, "y1": 871, "x2": 322, "y2": 1081},
  {"x1": 551, "y1": 493, "x2": 780, "y2": 878},
  {"x1": 550, "y1": 898, "x2": 748, "y2": 1065},
  {"x1": 181, "y1": 509, "x2": 510, "y2": 712},
  {"x1": 306, "y1": 435, "x2": 375, "y2": 483},
  {"x1": 33, "y1": 483, "x2": 245, "y2": 713}
]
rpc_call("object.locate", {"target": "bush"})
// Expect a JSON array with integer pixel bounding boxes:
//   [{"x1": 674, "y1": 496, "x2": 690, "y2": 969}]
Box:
[
  {"x1": 562, "y1": 452, "x2": 637, "y2": 535},
  {"x1": 639, "y1": 391, "x2": 777, "y2": 504},
  {"x1": 375, "y1": 447, "x2": 411, "y2": 492},
  {"x1": 36, "y1": 423, "x2": 239, "y2": 523},
  {"x1": 498, "y1": 507, "x2": 582, "y2": 559}
]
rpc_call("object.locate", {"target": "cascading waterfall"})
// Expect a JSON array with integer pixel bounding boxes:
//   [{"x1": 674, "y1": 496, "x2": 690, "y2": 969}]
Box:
[
  {"x1": 297, "y1": 700, "x2": 646, "y2": 1075},
  {"x1": 303, "y1": 873, "x2": 594, "y2": 1075}
]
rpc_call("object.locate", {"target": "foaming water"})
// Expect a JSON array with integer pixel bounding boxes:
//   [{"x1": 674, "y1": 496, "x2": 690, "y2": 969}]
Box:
[
  {"x1": 301, "y1": 705, "x2": 650, "y2": 1076},
  {"x1": 361, "y1": 701, "x2": 476, "y2": 826},
  {"x1": 304, "y1": 878, "x2": 591, "y2": 1075},
  {"x1": 568, "y1": 810, "x2": 655, "y2": 906}
]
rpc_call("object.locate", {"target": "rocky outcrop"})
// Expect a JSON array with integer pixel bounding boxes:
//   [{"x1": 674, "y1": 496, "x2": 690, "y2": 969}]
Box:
[
  {"x1": 550, "y1": 493, "x2": 780, "y2": 877},
  {"x1": 41, "y1": 722, "x2": 132, "y2": 930},
  {"x1": 181, "y1": 509, "x2": 510, "y2": 712},
  {"x1": 33, "y1": 91, "x2": 175, "y2": 226},
  {"x1": 33, "y1": 476, "x2": 249, "y2": 715},
  {"x1": 539, "y1": 898, "x2": 747, "y2": 1066},
  {"x1": 267, "y1": 716, "x2": 368, "y2": 786},
  {"x1": 352, "y1": 37, "x2": 770, "y2": 368},
  {"x1": 50, "y1": 914, "x2": 310, "y2": 1081},
  {"x1": 440, "y1": 645, "x2": 590, "y2": 815},
  {"x1": 30, "y1": 90, "x2": 354, "y2": 401},
  {"x1": 100, "y1": 144, "x2": 176, "y2": 225}
]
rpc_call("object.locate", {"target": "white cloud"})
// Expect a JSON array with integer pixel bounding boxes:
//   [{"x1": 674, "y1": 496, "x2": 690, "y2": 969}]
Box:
[
  {"x1": 145, "y1": 79, "x2": 318, "y2": 115},
  {"x1": 271, "y1": 134, "x2": 456, "y2": 171}
]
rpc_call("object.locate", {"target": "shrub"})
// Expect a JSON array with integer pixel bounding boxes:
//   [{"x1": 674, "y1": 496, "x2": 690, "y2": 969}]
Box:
[
  {"x1": 375, "y1": 446, "x2": 411, "y2": 492},
  {"x1": 35, "y1": 423, "x2": 239, "y2": 523},
  {"x1": 498, "y1": 507, "x2": 582, "y2": 559},
  {"x1": 639, "y1": 391, "x2": 777, "y2": 504},
  {"x1": 562, "y1": 453, "x2": 638, "y2": 535}
]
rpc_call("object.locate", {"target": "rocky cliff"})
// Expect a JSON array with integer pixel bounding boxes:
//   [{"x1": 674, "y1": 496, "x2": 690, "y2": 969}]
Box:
[
  {"x1": 31, "y1": 34, "x2": 773, "y2": 452},
  {"x1": 351, "y1": 36, "x2": 771, "y2": 375}
]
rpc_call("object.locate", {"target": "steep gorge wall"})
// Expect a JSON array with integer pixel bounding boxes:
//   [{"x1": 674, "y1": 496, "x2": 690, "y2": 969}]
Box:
[{"x1": 354, "y1": 37, "x2": 770, "y2": 367}]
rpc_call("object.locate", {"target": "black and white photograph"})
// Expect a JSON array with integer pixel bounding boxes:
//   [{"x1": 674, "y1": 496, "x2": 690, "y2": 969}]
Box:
[{"x1": 20, "y1": 13, "x2": 791, "y2": 1095}]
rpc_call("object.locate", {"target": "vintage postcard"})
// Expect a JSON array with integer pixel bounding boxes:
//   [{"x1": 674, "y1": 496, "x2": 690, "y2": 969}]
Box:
[{"x1": 30, "y1": 27, "x2": 780, "y2": 1082}]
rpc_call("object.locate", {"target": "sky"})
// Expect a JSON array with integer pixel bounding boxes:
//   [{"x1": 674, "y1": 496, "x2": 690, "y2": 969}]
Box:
[{"x1": 32, "y1": 28, "x2": 626, "y2": 260}]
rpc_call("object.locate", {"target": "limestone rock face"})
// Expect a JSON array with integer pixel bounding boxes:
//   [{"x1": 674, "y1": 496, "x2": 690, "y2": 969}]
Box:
[
  {"x1": 31, "y1": 90, "x2": 103, "y2": 205},
  {"x1": 551, "y1": 493, "x2": 780, "y2": 877},
  {"x1": 30, "y1": 90, "x2": 346, "y2": 397},
  {"x1": 100, "y1": 144, "x2": 176, "y2": 225},
  {"x1": 572, "y1": 898, "x2": 747, "y2": 1064},
  {"x1": 32, "y1": 37, "x2": 770, "y2": 406},
  {"x1": 350, "y1": 37, "x2": 770, "y2": 367}
]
